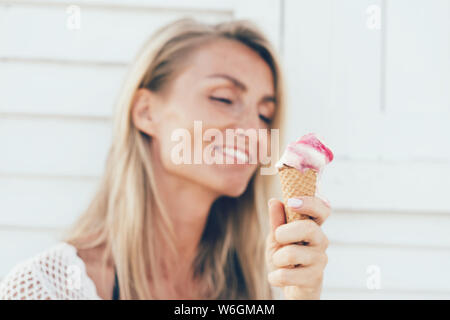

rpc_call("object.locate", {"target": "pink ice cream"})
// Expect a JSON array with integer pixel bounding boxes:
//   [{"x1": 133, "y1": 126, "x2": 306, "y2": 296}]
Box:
[{"x1": 275, "y1": 133, "x2": 334, "y2": 173}]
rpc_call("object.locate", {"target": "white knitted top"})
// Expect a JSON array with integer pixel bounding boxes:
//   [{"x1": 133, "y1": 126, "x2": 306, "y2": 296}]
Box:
[
  {"x1": 0, "y1": 241, "x2": 283, "y2": 300},
  {"x1": 0, "y1": 242, "x2": 102, "y2": 300}
]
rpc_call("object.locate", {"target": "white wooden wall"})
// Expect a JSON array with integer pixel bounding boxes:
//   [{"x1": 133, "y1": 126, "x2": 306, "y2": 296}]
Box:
[
  {"x1": 1, "y1": 0, "x2": 449, "y2": 299},
  {"x1": 283, "y1": 0, "x2": 450, "y2": 299}
]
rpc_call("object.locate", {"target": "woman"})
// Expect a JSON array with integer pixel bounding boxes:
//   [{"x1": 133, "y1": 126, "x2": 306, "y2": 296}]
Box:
[{"x1": 0, "y1": 18, "x2": 330, "y2": 300}]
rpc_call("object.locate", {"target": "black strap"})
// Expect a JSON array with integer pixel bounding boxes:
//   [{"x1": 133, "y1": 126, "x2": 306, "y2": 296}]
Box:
[{"x1": 112, "y1": 267, "x2": 120, "y2": 300}]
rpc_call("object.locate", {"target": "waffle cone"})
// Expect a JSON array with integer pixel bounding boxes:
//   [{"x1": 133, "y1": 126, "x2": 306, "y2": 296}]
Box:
[{"x1": 278, "y1": 165, "x2": 317, "y2": 222}]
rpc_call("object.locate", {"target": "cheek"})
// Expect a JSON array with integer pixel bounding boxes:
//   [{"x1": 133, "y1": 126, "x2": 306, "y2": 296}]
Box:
[
  {"x1": 256, "y1": 131, "x2": 272, "y2": 164},
  {"x1": 152, "y1": 107, "x2": 194, "y2": 167}
]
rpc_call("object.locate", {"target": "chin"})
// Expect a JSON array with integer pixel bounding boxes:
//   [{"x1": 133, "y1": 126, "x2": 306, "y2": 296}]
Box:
[
  {"x1": 221, "y1": 185, "x2": 248, "y2": 198},
  {"x1": 213, "y1": 171, "x2": 254, "y2": 198},
  {"x1": 190, "y1": 163, "x2": 257, "y2": 198}
]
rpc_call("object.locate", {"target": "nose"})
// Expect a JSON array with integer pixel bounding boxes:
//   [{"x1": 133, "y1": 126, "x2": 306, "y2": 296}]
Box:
[
  {"x1": 235, "y1": 106, "x2": 260, "y2": 131},
  {"x1": 231, "y1": 107, "x2": 262, "y2": 164}
]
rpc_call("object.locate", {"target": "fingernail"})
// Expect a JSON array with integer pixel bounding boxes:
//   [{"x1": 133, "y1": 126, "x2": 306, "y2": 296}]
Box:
[
  {"x1": 268, "y1": 198, "x2": 276, "y2": 207},
  {"x1": 287, "y1": 198, "x2": 303, "y2": 208}
]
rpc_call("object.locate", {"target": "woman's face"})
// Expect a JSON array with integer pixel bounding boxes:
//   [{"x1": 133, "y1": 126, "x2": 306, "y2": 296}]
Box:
[{"x1": 135, "y1": 38, "x2": 276, "y2": 197}]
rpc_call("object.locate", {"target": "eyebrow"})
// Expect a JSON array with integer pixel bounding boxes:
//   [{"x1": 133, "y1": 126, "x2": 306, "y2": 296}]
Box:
[{"x1": 207, "y1": 73, "x2": 276, "y2": 104}]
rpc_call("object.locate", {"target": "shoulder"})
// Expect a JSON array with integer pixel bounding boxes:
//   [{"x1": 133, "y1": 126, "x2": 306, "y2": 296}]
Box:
[{"x1": 0, "y1": 242, "x2": 101, "y2": 300}]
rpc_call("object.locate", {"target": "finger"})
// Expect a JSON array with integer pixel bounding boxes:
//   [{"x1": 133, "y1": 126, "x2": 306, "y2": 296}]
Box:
[
  {"x1": 266, "y1": 199, "x2": 286, "y2": 270},
  {"x1": 268, "y1": 266, "x2": 324, "y2": 288},
  {"x1": 268, "y1": 198, "x2": 286, "y2": 234},
  {"x1": 286, "y1": 196, "x2": 331, "y2": 225},
  {"x1": 272, "y1": 245, "x2": 326, "y2": 268},
  {"x1": 275, "y1": 219, "x2": 329, "y2": 249},
  {"x1": 315, "y1": 190, "x2": 331, "y2": 209}
]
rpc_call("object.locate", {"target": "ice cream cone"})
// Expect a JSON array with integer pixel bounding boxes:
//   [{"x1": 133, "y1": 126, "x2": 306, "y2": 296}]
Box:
[{"x1": 278, "y1": 165, "x2": 317, "y2": 222}]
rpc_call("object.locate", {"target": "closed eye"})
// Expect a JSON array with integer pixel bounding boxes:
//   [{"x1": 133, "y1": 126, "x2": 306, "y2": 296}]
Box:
[
  {"x1": 259, "y1": 114, "x2": 272, "y2": 124},
  {"x1": 209, "y1": 96, "x2": 233, "y2": 104}
]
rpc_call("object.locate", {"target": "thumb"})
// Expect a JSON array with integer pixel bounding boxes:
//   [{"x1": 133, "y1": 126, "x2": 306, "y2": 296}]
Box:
[{"x1": 268, "y1": 198, "x2": 286, "y2": 234}]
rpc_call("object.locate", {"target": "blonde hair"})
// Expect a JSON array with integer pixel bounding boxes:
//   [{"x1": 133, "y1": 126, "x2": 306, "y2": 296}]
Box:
[{"x1": 62, "y1": 17, "x2": 286, "y2": 299}]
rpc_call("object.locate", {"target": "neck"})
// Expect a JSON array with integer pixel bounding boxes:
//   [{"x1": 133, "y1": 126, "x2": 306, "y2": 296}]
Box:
[
  {"x1": 150, "y1": 157, "x2": 219, "y2": 280},
  {"x1": 158, "y1": 178, "x2": 218, "y2": 260}
]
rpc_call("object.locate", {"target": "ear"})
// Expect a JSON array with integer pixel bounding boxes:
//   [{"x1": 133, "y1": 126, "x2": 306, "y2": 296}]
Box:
[{"x1": 131, "y1": 88, "x2": 157, "y2": 137}]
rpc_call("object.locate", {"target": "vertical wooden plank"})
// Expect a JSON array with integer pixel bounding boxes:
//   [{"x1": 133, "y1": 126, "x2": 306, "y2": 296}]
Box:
[
  {"x1": 386, "y1": 0, "x2": 450, "y2": 113},
  {"x1": 327, "y1": 0, "x2": 383, "y2": 159},
  {"x1": 380, "y1": 0, "x2": 450, "y2": 162},
  {"x1": 283, "y1": 0, "x2": 333, "y2": 149},
  {"x1": 234, "y1": 0, "x2": 282, "y2": 52},
  {"x1": 329, "y1": 0, "x2": 382, "y2": 114},
  {"x1": 283, "y1": 0, "x2": 383, "y2": 158}
]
